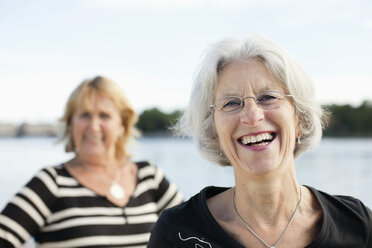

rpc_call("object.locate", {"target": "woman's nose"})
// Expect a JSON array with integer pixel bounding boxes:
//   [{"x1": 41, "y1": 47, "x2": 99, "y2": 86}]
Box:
[
  {"x1": 240, "y1": 100, "x2": 264, "y2": 126},
  {"x1": 88, "y1": 117, "x2": 100, "y2": 131}
]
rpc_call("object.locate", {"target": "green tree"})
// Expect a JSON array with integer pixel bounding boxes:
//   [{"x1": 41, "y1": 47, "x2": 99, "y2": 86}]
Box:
[
  {"x1": 324, "y1": 101, "x2": 372, "y2": 137},
  {"x1": 136, "y1": 108, "x2": 183, "y2": 134}
]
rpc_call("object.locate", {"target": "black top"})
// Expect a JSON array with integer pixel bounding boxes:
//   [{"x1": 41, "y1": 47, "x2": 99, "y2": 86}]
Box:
[{"x1": 148, "y1": 186, "x2": 372, "y2": 248}]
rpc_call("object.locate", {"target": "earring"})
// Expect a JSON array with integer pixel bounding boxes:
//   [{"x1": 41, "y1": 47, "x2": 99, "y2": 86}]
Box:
[
  {"x1": 297, "y1": 137, "x2": 301, "y2": 144},
  {"x1": 219, "y1": 148, "x2": 222, "y2": 157}
]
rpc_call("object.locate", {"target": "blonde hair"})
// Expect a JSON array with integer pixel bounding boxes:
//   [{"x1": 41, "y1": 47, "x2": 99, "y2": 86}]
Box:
[{"x1": 61, "y1": 76, "x2": 138, "y2": 159}]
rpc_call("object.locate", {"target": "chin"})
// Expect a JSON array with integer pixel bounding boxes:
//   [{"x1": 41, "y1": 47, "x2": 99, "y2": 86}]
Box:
[
  {"x1": 80, "y1": 150, "x2": 105, "y2": 159},
  {"x1": 250, "y1": 166, "x2": 277, "y2": 176},
  {"x1": 239, "y1": 158, "x2": 280, "y2": 176}
]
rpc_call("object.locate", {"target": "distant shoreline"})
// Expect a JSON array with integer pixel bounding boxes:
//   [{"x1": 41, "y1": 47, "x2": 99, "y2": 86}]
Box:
[
  {"x1": 1, "y1": 121, "x2": 372, "y2": 138},
  {"x1": 0, "y1": 122, "x2": 61, "y2": 137}
]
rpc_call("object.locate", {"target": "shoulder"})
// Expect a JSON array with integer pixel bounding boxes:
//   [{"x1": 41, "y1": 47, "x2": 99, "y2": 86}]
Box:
[
  {"x1": 34, "y1": 164, "x2": 76, "y2": 184},
  {"x1": 132, "y1": 161, "x2": 183, "y2": 210},
  {"x1": 135, "y1": 160, "x2": 152, "y2": 169},
  {"x1": 26, "y1": 164, "x2": 62, "y2": 186},
  {"x1": 135, "y1": 161, "x2": 166, "y2": 187},
  {"x1": 307, "y1": 186, "x2": 372, "y2": 246},
  {"x1": 154, "y1": 186, "x2": 228, "y2": 229},
  {"x1": 149, "y1": 187, "x2": 231, "y2": 247},
  {"x1": 135, "y1": 161, "x2": 160, "y2": 179},
  {"x1": 309, "y1": 186, "x2": 371, "y2": 219},
  {"x1": 36, "y1": 164, "x2": 68, "y2": 177},
  {"x1": 149, "y1": 189, "x2": 204, "y2": 246},
  {"x1": 25, "y1": 164, "x2": 81, "y2": 199}
]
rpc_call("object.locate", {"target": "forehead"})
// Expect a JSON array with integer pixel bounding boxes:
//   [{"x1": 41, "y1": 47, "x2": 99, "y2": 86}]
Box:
[
  {"x1": 76, "y1": 92, "x2": 118, "y2": 112},
  {"x1": 215, "y1": 61, "x2": 283, "y2": 97}
]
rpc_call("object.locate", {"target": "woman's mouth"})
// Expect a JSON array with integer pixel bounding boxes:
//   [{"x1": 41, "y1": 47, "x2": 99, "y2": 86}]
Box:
[
  {"x1": 238, "y1": 132, "x2": 276, "y2": 147},
  {"x1": 84, "y1": 134, "x2": 103, "y2": 143}
]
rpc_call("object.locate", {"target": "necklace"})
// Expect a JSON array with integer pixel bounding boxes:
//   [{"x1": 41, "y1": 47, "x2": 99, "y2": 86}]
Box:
[
  {"x1": 232, "y1": 186, "x2": 302, "y2": 248},
  {"x1": 109, "y1": 181, "x2": 126, "y2": 200},
  {"x1": 83, "y1": 164, "x2": 126, "y2": 200}
]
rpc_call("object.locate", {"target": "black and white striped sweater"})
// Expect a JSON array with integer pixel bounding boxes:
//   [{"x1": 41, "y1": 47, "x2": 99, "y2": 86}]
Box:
[{"x1": 0, "y1": 161, "x2": 183, "y2": 248}]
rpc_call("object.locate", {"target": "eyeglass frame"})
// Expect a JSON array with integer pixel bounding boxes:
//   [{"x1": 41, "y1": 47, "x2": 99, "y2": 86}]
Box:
[{"x1": 210, "y1": 90, "x2": 293, "y2": 114}]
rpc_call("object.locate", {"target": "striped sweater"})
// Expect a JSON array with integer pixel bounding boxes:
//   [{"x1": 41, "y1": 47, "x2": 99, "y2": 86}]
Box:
[{"x1": 0, "y1": 161, "x2": 183, "y2": 248}]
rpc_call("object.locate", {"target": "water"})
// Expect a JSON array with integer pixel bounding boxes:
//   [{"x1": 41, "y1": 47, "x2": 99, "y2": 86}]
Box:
[{"x1": 1, "y1": 137, "x2": 372, "y2": 210}]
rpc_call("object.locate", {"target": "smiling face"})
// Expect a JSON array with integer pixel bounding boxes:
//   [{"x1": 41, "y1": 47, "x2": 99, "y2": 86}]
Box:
[
  {"x1": 213, "y1": 60, "x2": 298, "y2": 177},
  {"x1": 71, "y1": 93, "x2": 124, "y2": 163}
]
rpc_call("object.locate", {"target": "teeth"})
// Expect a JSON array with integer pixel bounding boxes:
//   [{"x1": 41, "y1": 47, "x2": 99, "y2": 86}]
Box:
[{"x1": 240, "y1": 133, "x2": 274, "y2": 145}]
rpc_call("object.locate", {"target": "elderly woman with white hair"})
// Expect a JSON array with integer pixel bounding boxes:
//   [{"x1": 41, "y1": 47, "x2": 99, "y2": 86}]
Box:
[{"x1": 148, "y1": 34, "x2": 372, "y2": 247}]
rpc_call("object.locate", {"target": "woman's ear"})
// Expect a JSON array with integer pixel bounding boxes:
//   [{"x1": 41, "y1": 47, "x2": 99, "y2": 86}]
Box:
[{"x1": 294, "y1": 109, "x2": 302, "y2": 136}]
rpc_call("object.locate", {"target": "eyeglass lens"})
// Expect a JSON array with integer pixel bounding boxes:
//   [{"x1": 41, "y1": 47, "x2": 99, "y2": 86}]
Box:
[{"x1": 215, "y1": 91, "x2": 287, "y2": 113}]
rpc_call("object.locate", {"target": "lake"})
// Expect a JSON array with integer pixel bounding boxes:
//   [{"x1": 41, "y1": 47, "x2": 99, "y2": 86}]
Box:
[{"x1": 1, "y1": 136, "x2": 372, "y2": 210}]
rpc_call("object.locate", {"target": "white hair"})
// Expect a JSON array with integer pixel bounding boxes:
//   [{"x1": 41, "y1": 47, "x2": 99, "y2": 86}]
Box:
[{"x1": 175, "y1": 33, "x2": 325, "y2": 166}]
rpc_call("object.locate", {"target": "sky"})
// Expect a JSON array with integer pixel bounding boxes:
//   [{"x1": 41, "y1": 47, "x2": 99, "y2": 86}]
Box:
[{"x1": 0, "y1": 0, "x2": 371, "y2": 123}]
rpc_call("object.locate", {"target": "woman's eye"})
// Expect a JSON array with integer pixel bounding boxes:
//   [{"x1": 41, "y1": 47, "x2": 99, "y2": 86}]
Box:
[
  {"x1": 222, "y1": 98, "x2": 241, "y2": 109},
  {"x1": 225, "y1": 99, "x2": 241, "y2": 106},
  {"x1": 257, "y1": 94, "x2": 277, "y2": 103},
  {"x1": 80, "y1": 112, "x2": 90, "y2": 119},
  {"x1": 100, "y1": 113, "x2": 110, "y2": 119}
]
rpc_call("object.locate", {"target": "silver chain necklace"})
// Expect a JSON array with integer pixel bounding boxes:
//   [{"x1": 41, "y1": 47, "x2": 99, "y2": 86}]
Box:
[{"x1": 232, "y1": 186, "x2": 302, "y2": 248}]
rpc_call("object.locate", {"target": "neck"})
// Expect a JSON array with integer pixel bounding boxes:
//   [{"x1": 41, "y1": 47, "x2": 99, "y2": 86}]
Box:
[
  {"x1": 73, "y1": 155, "x2": 122, "y2": 172},
  {"x1": 233, "y1": 185, "x2": 302, "y2": 248},
  {"x1": 233, "y1": 165, "x2": 300, "y2": 226}
]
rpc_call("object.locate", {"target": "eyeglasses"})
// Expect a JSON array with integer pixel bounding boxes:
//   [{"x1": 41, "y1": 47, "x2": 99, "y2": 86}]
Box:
[{"x1": 210, "y1": 90, "x2": 293, "y2": 114}]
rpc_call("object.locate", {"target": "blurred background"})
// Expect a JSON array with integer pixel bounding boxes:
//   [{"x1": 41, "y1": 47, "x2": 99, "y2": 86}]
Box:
[
  {"x1": 1, "y1": 0, "x2": 372, "y2": 212},
  {"x1": 1, "y1": 0, "x2": 372, "y2": 124}
]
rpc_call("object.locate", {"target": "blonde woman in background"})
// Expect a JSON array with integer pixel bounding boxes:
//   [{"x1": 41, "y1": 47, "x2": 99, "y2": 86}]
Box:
[{"x1": 0, "y1": 76, "x2": 183, "y2": 248}]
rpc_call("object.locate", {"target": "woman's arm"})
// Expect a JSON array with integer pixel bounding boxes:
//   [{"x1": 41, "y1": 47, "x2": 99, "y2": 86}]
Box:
[{"x1": 0, "y1": 167, "x2": 57, "y2": 247}]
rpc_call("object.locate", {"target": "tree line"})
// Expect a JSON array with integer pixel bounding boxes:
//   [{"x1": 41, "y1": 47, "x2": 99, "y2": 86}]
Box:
[
  {"x1": 137, "y1": 101, "x2": 372, "y2": 137},
  {"x1": 136, "y1": 108, "x2": 181, "y2": 135},
  {"x1": 324, "y1": 101, "x2": 372, "y2": 137}
]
